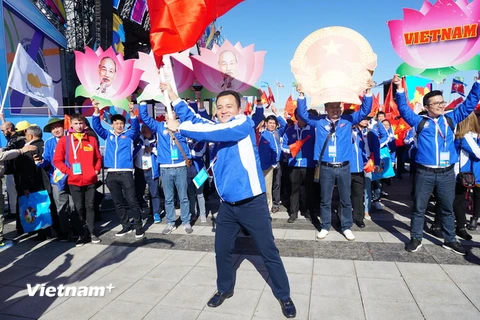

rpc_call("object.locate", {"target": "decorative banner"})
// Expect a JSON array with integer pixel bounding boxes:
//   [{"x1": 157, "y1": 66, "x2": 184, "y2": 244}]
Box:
[
  {"x1": 291, "y1": 26, "x2": 377, "y2": 106},
  {"x1": 74, "y1": 47, "x2": 143, "y2": 111},
  {"x1": 388, "y1": 0, "x2": 480, "y2": 81},
  {"x1": 190, "y1": 40, "x2": 266, "y2": 96}
]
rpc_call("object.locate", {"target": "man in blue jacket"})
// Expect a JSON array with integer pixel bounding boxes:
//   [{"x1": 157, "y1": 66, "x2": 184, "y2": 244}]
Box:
[
  {"x1": 162, "y1": 83, "x2": 296, "y2": 318},
  {"x1": 92, "y1": 101, "x2": 144, "y2": 239},
  {"x1": 394, "y1": 73, "x2": 480, "y2": 255},
  {"x1": 296, "y1": 81, "x2": 373, "y2": 241},
  {"x1": 139, "y1": 101, "x2": 193, "y2": 235}
]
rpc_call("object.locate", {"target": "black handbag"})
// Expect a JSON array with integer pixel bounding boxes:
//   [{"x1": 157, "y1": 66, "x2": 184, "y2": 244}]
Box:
[{"x1": 458, "y1": 141, "x2": 476, "y2": 188}]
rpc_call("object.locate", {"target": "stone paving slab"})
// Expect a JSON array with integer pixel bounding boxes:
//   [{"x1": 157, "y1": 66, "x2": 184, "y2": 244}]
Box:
[{"x1": 0, "y1": 244, "x2": 480, "y2": 319}]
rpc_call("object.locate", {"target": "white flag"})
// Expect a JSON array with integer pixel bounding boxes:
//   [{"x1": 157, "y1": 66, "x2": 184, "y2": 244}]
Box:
[{"x1": 8, "y1": 44, "x2": 58, "y2": 114}]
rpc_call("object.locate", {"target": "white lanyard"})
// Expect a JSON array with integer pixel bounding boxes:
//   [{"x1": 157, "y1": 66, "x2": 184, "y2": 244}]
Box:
[
  {"x1": 432, "y1": 116, "x2": 448, "y2": 149},
  {"x1": 71, "y1": 135, "x2": 82, "y2": 161}
]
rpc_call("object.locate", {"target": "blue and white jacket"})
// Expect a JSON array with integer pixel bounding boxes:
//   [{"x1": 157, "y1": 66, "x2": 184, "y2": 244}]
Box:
[
  {"x1": 133, "y1": 135, "x2": 160, "y2": 179},
  {"x1": 258, "y1": 130, "x2": 279, "y2": 171},
  {"x1": 296, "y1": 95, "x2": 372, "y2": 162},
  {"x1": 350, "y1": 127, "x2": 381, "y2": 173},
  {"x1": 92, "y1": 114, "x2": 139, "y2": 170},
  {"x1": 281, "y1": 124, "x2": 316, "y2": 168},
  {"x1": 396, "y1": 81, "x2": 480, "y2": 166},
  {"x1": 455, "y1": 132, "x2": 480, "y2": 183},
  {"x1": 37, "y1": 136, "x2": 59, "y2": 183},
  {"x1": 172, "y1": 99, "x2": 265, "y2": 203},
  {"x1": 139, "y1": 102, "x2": 191, "y2": 167}
]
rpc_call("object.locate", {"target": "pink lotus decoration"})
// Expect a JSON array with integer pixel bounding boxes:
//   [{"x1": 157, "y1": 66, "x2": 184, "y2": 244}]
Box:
[
  {"x1": 191, "y1": 40, "x2": 266, "y2": 94},
  {"x1": 75, "y1": 47, "x2": 143, "y2": 110},
  {"x1": 388, "y1": 0, "x2": 480, "y2": 80},
  {"x1": 170, "y1": 51, "x2": 196, "y2": 93}
]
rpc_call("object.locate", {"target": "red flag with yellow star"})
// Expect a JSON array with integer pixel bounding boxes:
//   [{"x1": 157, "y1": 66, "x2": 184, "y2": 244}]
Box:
[{"x1": 284, "y1": 95, "x2": 297, "y2": 116}]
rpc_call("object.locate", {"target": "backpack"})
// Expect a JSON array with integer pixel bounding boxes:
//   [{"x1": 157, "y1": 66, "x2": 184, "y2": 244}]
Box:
[{"x1": 415, "y1": 116, "x2": 454, "y2": 137}]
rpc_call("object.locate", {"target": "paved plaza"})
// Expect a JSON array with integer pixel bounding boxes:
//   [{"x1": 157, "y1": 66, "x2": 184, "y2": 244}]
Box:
[{"x1": 1, "y1": 178, "x2": 480, "y2": 320}]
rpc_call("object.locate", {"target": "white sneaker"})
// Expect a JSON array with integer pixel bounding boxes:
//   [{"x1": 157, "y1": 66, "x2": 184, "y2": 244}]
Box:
[
  {"x1": 343, "y1": 229, "x2": 355, "y2": 241},
  {"x1": 317, "y1": 229, "x2": 329, "y2": 239},
  {"x1": 374, "y1": 202, "x2": 384, "y2": 211},
  {"x1": 364, "y1": 212, "x2": 372, "y2": 220}
]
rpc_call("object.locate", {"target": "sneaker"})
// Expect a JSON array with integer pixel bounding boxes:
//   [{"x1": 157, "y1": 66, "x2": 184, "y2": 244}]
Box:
[
  {"x1": 442, "y1": 241, "x2": 466, "y2": 255},
  {"x1": 184, "y1": 224, "x2": 193, "y2": 234},
  {"x1": 405, "y1": 238, "x2": 422, "y2": 252},
  {"x1": 271, "y1": 207, "x2": 280, "y2": 214},
  {"x1": 374, "y1": 202, "x2": 384, "y2": 211},
  {"x1": 135, "y1": 229, "x2": 145, "y2": 239},
  {"x1": 429, "y1": 225, "x2": 443, "y2": 238},
  {"x1": 364, "y1": 212, "x2": 372, "y2": 221},
  {"x1": 91, "y1": 235, "x2": 101, "y2": 244},
  {"x1": 153, "y1": 213, "x2": 161, "y2": 224},
  {"x1": 200, "y1": 215, "x2": 207, "y2": 223},
  {"x1": 317, "y1": 229, "x2": 329, "y2": 239},
  {"x1": 456, "y1": 228, "x2": 472, "y2": 241},
  {"x1": 75, "y1": 237, "x2": 85, "y2": 247},
  {"x1": 0, "y1": 239, "x2": 15, "y2": 249},
  {"x1": 116, "y1": 227, "x2": 133, "y2": 237},
  {"x1": 343, "y1": 229, "x2": 355, "y2": 241},
  {"x1": 162, "y1": 224, "x2": 176, "y2": 235}
]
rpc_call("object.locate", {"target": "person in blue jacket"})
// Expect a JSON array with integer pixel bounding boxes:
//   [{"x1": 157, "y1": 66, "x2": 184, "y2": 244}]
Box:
[
  {"x1": 281, "y1": 109, "x2": 316, "y2": 223},
  {"x1": 296, "y1": 81, "x2": 373, "y2": 241},
  {"x1": 92, "y1": 101, "x2": 144, "y2": 239},
  {"x1": 162, "y1": 83, "x2": 296, "y2": 318},
  {"x1": 394, "y1": 73, "x2": 480, "y2": 255},
  {"x1": 349, "y1": 115, "x2": 381, "y2": 228},
  {"x1": 139, "y1": 101, "x2": 193, "y2": 235},
  {"x1": 133, "y1": 124, "x2": 162, "y2": 223}
]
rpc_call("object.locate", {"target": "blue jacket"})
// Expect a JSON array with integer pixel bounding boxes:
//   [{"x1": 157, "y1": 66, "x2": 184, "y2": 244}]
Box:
[
  {"x1": 281, "y1": 124, "x2": 316, "y2": 168},
  {"x1": 133, "y1": 135, "x2": 160, "y2": 179},
  {"x1": 37, "y1": 136, "x2": 58, "y2": 182},
  {"x1": 455, "y1": 133, "x2": 480, "y2": 183},
  {"x1": 296, "y1": 95, "x2": 372, "y2": 162},
  {"x1": 350, "y1": 127, "x2": 381, "y2": 173},
  {"x1": 189, "y1": 141, "x2": 207, "y2": 173},
  {"x1": 396, "y1": 81, "x2": 480, "y2": 166},
  {"x1": 173, "y1": 99, "x2": 265, "y2": 203},
  {"x1": 371, "y1": 121, "x2": 389, "y2": 147},
  {"x1": 139, "y1": 102, "x2": 191, "y2": 166},
  {"x1": 258, "y1": 130, "x2": 278, "y2": 170},
  {"x1": 92, "y1": 114, "x2": 139, "y2": 169},
  {"x1": 404, "y1": 127, "x2": 416, "y2": 161}
]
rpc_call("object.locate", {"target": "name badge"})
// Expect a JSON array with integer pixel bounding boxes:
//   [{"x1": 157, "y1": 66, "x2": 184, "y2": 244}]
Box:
[
  {"x1": 193, "y1": 168, "x2": 209, "y2": 188},
  {"x1": 295, "y1": 150, "x2": 303, "y2": 160},
  {"x1": 72, "y1": 163, "x2": 82, "y2": 175},
  {"x1": 328, "y1": 145, "x2": 337, "y2": 158},
  {"x1": 439, "y1": 151, "x2": 450, "y2": 167},
  {"x1": 171, "y1": 148, "x2": 179, "y2": 161},
  {"x1": 142, "y1": 155, "x2": 152, "y2": 169}
]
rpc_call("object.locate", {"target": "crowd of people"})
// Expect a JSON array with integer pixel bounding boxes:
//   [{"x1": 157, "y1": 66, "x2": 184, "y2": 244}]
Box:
[{"x1": 1, "y1": 73, "x2": 480, "y2": 317}]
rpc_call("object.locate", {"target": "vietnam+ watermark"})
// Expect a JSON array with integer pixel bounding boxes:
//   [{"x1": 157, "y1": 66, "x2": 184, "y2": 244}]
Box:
[{"x1": 27, "y1": 283, "x2": 115, "y2": 297}]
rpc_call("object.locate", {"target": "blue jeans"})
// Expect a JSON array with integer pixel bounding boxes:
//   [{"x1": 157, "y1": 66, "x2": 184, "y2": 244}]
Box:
[
  {"x1": 412, "y1": 166, "x2": 456, "y2": 242},
  {"x1": 160, "y1": 166, "x2": 190, "y2": 225},
  {"x1": 144, "y1": 169, "x2": 161, "y2": 215},
  {"x1": 320, "y1": 164, "x2": 353, "y2": 231}
]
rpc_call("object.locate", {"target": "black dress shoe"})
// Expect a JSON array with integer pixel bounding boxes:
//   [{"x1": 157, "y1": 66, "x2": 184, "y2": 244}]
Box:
[
  {"x1": 287, "y1": 216, "x2": 296, "y2": 223},
  {"x1": 278, "y1": 297, "x2": 296, "y2": 318},
  {"x1": 355, "y1": 220, "x2": 365, "y2": 228},
  {"x1": 207, "y1": 291, "x2": 234, "y2": 308}
]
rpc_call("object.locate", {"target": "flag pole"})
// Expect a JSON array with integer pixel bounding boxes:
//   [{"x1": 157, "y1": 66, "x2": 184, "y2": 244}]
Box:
[
  {"x1": 159, "y1": 66, "x2": 173, "y2": 120},
  {"x1": 276, "y1": 79, "x2": 279, "y2": 103},
  {"x1": 0, "y1": 43, "x2": 22, "y2": 114}
]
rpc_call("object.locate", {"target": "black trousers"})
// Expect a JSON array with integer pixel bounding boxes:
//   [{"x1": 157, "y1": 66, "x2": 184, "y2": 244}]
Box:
[
  {"x1": 289, "y1": 167, "x2": 315, "y2": 217},
  {"x1": 69, "y1": 183, "x2": 96, "y2": 237},
  {"x1": 351, "y1": 172, "x2": 365, "y2": 222},
  {"x1": 215, "y1": 193, "x2": 290, "y2": 299},
  {"x1": 106, "y1": 171, "x2": 142, "y2": 230},
  {"x1": 272, "y1": 164, "x2": 282, "y2": 207},
  {"x1": 451, "y1": 183, "x2": 480, "y2": 228}
]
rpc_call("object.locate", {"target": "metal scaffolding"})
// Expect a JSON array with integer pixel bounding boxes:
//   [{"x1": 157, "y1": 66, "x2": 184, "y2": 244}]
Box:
[{"x1": 63, "y1": 0, "x2": 96, "y2": 52}]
